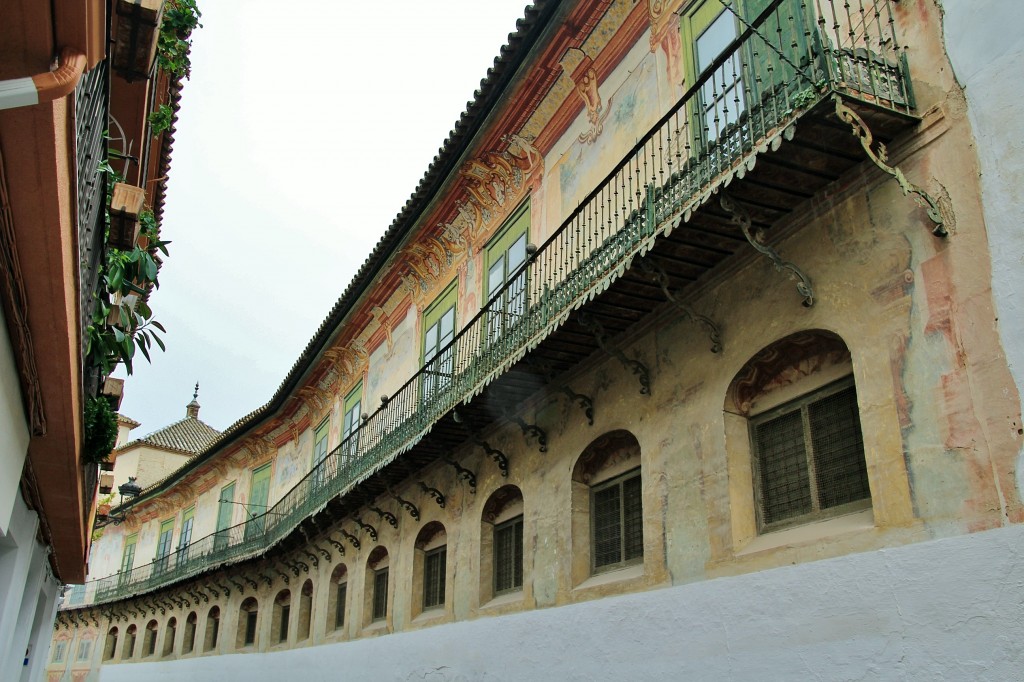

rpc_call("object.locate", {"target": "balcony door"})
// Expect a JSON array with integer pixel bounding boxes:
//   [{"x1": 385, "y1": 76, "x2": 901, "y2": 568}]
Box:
[{"x1": 245, "y1": 463, "x2": 272, "y2": 541}]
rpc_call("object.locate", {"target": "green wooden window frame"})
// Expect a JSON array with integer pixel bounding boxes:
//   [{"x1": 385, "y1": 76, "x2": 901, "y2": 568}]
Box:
[
  {"x1": 680, "y1": 0, "x2": 812, "y2": 148},
  {"x1": 590, "y1": 468, "x2": 644, "y2": 573},
  {"x1": 341, "y1": 383, "x2": 362, "y2": 460},
  {"x1": 422, "y1": 546, "x2": 447, "y2": 610},
  {"x1": 154, "y1": 517, "x2": 175, "y2": 571},
  {"x1": 245, "y1": 463, "x2": 272, "y2": 540},
  {"x1": 120, "y1": 533, "x2": 137, "y2": 576},
  {"x1": 421, "y1": 280, "x2": 458, "y2": 403},
  {"x1": 484, "y1": 200, "x2": 530, "y2": 344},
  {"x1": 214, "y1": 482, "x2": 235, "y2": 551},
  {"x1": 312, "y1": 417, "x2": 330, "y2": 469},
  {"x1": 493, "y1": 515, "x2": 524, "y2": 595},
  {"x1": 178, "y1": 506, "x2": 195, "y2": 553},
  {"x1": 372, "y1": 568, "x2": 389, "y2": 622},
  {"x1": 750, "y1": 376, "x2": 870, "y2": 532}
]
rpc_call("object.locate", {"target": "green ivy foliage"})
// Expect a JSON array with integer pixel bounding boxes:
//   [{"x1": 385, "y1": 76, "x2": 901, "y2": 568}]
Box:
[{"x1": 83, "y1": 396, "x2": 118, "y2": 465}]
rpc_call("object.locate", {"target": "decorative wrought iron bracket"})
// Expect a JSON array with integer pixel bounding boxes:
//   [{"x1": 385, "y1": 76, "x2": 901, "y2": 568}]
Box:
[
  {"x1": 524, "y1": 357, "x2": 594, "y2": 425},
  {"x1": 327, "y1": 537, "x2": 345, "y2": 555},
  {"x1": 418, "y1": 481, "x2": 446, "y2": 508},
  {"x1": 503, "y1": 410, "x2": 547, "y2": 453},
  {"x1": 442, "y1": 457, "x2": 477, "y2": 493},
  {"x1": 833, "y1": 94, "x2": 946, "y2": 237},
  {"x1": 205, "y1": 585, "x2": 219, "y2": 599},
  {"x1": 229, "y1": 578, "x2": 245, "y2": 595},
  {"x1": 216, "y1": 581, "x2": 231, "y2": 598},
  {"x1": 274, "y1": 567, "x2": 291, "y2": 584},
  {"x1": 389, "y1": 489, "x2": 420, "y2": 521},
  {"x1": 258, "y1": 573, "x2": 273, "y2": 587},
  {"x1": 720, "y1": 192, "x2": 814, "y2": 306},
  {"x1": 577, "y1": 312, "x2": 650, "y2": 394},
  {"x1": 370, "y1": 505, "x2": 399, "y2": 528},
  {"x1": 353, "y1": 516, "x2": 378, "y2": 541},
  {"x1": 477, "y1": 439, "x2": 509, "y2": 477},
  {"x1": 637, "y1": 257, "x2": 722, "y2": 352},
  {"x1": 302, "y1": 549, "x2": 319, "y2": 568},
  {"x1": 339, "y1": 528, "x2": 361, "y2": 549},
  {"x1": 243, "y1": 575, "x2": 259, "y2": 591},
  {"x1": 313, "y1": 544, "x2": 331, "y2": 561}
]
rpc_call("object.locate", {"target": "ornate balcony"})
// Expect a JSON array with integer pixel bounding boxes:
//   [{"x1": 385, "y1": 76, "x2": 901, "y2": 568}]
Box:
[{"x1": 74, "y1": 0, "x2": 937, "y2": 607}]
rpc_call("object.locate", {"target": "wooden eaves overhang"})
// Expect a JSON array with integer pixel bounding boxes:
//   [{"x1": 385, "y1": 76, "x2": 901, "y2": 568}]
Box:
[{"x1": 85, "y1": 0, "x2": 947, "y2": 604}]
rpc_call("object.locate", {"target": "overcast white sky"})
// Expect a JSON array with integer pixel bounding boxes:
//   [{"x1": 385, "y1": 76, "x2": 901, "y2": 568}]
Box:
[{"x1": 114, "y1": 1, "x2": 530, "y2": 434}]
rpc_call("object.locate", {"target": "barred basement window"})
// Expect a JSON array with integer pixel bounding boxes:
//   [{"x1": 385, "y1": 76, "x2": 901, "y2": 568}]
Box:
[
  {"x1": 493, "y1": 516, "x2": 523, "y2": 594},
  {"x1": 422, "y1": 546, "x2": 446, "y2": 610},
  {"x1": 372, "y1": 568, "x2": 389, "y2": 621},
  {"x1": 751, "y1": 377, "x2": 870, "y2": 531},
  {"x1": 591, "y1": 469, "x2": 643, "y2": 572}
]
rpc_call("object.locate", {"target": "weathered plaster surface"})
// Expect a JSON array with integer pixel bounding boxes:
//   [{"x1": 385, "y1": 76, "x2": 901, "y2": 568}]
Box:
[
  {"x1": 941, "y1": 0, "x2": 1024, "y2": 500},
  {"x1": 98, "y1": 524, "x2": 1024, "y2": 681}
]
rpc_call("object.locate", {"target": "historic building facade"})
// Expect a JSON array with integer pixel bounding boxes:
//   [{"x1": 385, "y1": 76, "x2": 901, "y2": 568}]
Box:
[{"x1": 50, "y1": 0, "x2": 1024, "y2": 679}]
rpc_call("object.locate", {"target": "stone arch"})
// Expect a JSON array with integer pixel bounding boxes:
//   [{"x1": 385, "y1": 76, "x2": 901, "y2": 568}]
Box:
[
  {"x1": 203, "y1": 605, "x2": 220, "y2": 652},
  {"x1": 480, "y1": 484, "x2": 525, "y2": 603},
  {"x1": 182, "y1": 611, "x2": 198, "y2": 655},
  {"x1": 297, "y1": 579, "x2": 313, "y2": 641},
  {"x1": 363, "y1": 546, "x2": 390, "y2": 627},
  {"x1": 162, "y1": 616, "x2": 176, "y2": 657},
  {"x1": 412, "y1": 522, "x2": 448, "y2": 618},
  {"x1": 102, "y1": 626, "x2": 118, "y2": 661},
  {"x1": 570, "y1": 430, "x2": 644, "y2": 585},
  {"x1": 142, "y1": 619, "x2": 158, "y2": 658},
  {"x1": 271, "y1": 588, "x2": 291, "y2": 645},
  {"x1": 327, "y1": 562, "x2": 349, "y2": 634},
  {"x1": 722, "y1": 329, "x2": 871, "y2": 543},
  {"x1": 236, "y1": 597, "x2": 259, "y2": 649}
]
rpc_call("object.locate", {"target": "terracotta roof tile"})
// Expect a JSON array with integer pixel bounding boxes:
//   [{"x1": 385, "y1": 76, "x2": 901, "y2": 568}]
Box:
[{"x1": 117, "y1": 416, "x2": 221, "y2": 456}]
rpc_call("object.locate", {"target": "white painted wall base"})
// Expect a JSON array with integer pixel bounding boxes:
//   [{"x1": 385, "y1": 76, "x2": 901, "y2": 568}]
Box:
[{"x1": 100, "y1": 524, "x2": 1024, "y2": 681}]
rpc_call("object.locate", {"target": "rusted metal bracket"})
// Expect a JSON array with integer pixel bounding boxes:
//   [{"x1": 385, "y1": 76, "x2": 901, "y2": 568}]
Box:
[
  {"x1": 503, "y1": 410, "x2": 547, "y2": 453},
  {"x1": 339, "y1": 528, "x2": 361, "y2": 550},
  {"x1": 418, "y1": 481, "x2": 446, "y2": 508},
  {"x1": 833, "y1": 94, "x2": 946, "y2": 237},
  {"x1": 720, "y1": 192, "x2": 814, "y2": 307},
  {"x1": 352, "y1": 517, "x2": 378, "y2": 542},
  {"x1": 369, "y1": 505, "x2": 399, "y2": 529},
  {"x1": 388, "y1": 487, "x2": 420, "y2": 521},
  {"x1": 577, "y1": 312, "x2": 650, "y2": 394},
  {"x1": 524, "y1": 357, "x2": 594, "y2": 425},
  {"x1": 442, "y1": 457, "x2": 477, "y2": 493},
  {"x1": 452, "y1": 410, "x2": 510, "y2": 476},
  {"x1": 637, "y1": 257, "x2": 722, "y2": 352}
]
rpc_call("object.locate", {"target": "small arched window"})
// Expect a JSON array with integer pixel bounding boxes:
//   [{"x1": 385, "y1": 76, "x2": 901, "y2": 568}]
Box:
[
  {"x1": 328, "y1": 563, "x2": 348, "y2": 633},
  {"x1": 237, "y1": 597, "x2": 259, "y2": 649},
  {"x1": 203, "y1": 606, "x2": 220, "y2": 652},
  {"x1": 103, "y1": 627, "x2": 118, "y2": 661},
  {"x1": 727, "y1": 330, "x2": 871, "y2": 533},
  {"x1": 272, "y1": 589, "x2": 290, "y2": 644}
]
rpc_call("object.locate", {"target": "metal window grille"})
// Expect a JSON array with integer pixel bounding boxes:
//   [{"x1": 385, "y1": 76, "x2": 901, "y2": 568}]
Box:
[
  {"x1": 372, "y1": 568, "x2": 389, "y2": 621},
  {"x1": 244, "y1": 610, "x2": 257, "y2": 645},
  {"x1": 752, "y1": 378, "x2": 870, "y2": 530},
  {"x1": 494, "y1": 516, "x2": 524, "y2": 594},
  {"x1": 335, "y1": 582, "x2": 347, "y2": 629},
  {"x1": 422, "y1": 547, "x2": 447, "y2": 609},
  {"x1": 278, "y1": 604, "x2": 290, "y2": 642},
  {"x1": 592, "y1": 469, "x2": 644, "y2": 572}
]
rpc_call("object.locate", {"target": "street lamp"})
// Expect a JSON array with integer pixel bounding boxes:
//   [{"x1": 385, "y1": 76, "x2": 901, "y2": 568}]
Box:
[{"x1": 95, "y1": 477, "x2": 143, "y2": 527}]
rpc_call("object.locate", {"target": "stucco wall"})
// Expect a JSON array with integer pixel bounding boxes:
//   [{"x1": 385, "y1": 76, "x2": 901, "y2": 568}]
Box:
[
  {"x1": 941, "y1": 0, "x2": 1024, "y2": 497},
  {"x1": 97, "y1": 523, "x2": 1024, "y2": 681}
]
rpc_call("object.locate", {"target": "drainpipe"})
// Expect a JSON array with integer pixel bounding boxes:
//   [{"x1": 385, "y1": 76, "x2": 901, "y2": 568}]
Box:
[{"x1": 0, "y1": 48, "x2": 88, "y2": 111}]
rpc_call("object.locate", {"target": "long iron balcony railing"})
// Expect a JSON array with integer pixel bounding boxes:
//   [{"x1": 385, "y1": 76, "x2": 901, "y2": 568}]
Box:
[{"x1": 70, "y1": 0, "x2": 911, "y2": 607}]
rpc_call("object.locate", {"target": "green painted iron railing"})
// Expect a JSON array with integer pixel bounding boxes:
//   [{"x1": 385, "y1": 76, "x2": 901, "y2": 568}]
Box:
[{"x1": 69, "y1": 0, "x2": 910, "y2": 607}]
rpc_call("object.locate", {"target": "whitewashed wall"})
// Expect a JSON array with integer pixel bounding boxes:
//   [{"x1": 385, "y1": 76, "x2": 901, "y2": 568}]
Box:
[
  {"x1": 99, "y1": 524, "x2": 1024, "y2": 681},
  {"x1": 942, "y1": 0, "x2": 1024, "y2": 496}
]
